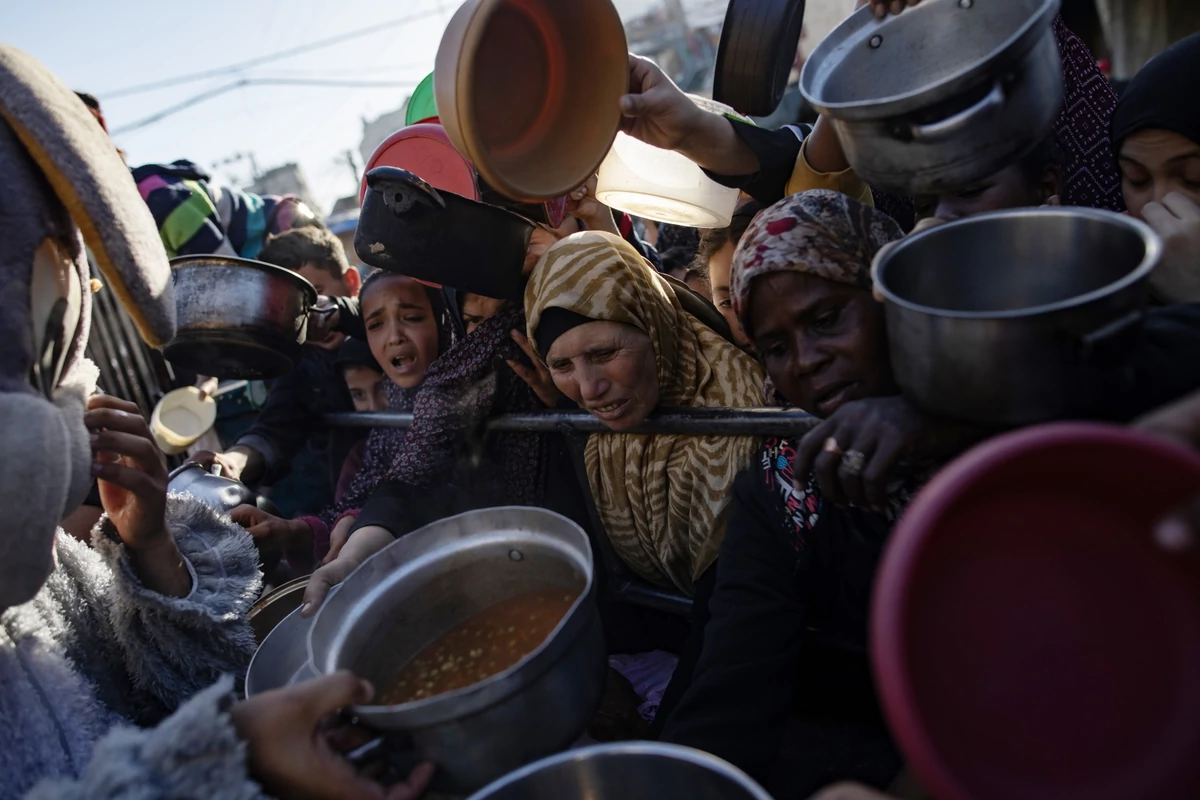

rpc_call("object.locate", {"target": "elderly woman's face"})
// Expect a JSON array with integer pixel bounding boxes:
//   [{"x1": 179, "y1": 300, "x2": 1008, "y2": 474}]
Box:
[
  {"x1": 546, "y1": 320, "x2": 659, "y2": 431},
  {"x1": 1119, "y1": 129, "x2": 1200, "y2": 219},
  {"x1": 746, "y1": 271, "x2": 896, "y2": 417}
]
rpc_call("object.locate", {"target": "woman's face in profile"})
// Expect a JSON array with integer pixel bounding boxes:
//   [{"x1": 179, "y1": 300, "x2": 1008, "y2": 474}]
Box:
[{"x1": 545, "y1": 320, "x2": 660, "y2": 432}]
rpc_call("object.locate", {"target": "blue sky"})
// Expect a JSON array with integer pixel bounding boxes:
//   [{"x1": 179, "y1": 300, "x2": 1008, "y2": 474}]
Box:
[{"x1": 5, "y1": 0, "x2": 667, "y2": 211}]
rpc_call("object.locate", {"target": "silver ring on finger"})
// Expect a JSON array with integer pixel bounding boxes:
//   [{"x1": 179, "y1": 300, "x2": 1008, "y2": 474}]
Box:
[{"x1": 841, "y1": 449, "x2": 867, "y2": 476}]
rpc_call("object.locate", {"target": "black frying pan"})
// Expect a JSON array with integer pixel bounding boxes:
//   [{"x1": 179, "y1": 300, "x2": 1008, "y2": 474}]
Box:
[{"x1": 713, "y1": 0, "x2": 807, "y2": 117}]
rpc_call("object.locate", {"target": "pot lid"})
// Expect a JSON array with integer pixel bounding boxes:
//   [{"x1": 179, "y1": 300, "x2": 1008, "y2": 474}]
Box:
[
  {"x1": 800, "y1": 0, "x2": 1060, "y2": 121},
  {"x1": 872, "y1": 422, "x2": 1200, "y2": 800}
]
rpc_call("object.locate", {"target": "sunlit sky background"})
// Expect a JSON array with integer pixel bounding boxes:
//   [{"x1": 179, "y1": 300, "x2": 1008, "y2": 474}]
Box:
[{"x1": 5, "y1": 0, "x2": 724, "y2": 212}]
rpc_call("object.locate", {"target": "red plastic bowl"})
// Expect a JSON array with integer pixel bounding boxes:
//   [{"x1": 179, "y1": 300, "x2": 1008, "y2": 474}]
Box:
[
  {"x1": 872, "y1": 423, "x2": 1200, "y2": 800},
  {"x1": 359, "y1": 123, "x2": 480, "y2": 206}
]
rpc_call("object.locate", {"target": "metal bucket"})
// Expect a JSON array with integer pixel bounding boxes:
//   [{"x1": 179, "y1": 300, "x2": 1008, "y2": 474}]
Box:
[
  {"x1": 308, "y1": 506, "x2": 605, "y2": 794},
  {"x1": 874, "y1": 209, "x2": 1161, "y2": 424}
]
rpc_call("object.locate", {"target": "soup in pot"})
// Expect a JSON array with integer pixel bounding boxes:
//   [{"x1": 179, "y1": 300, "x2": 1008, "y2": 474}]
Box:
[{"x1": 380, "y1": 587, "x2": 578, "y2": 705}]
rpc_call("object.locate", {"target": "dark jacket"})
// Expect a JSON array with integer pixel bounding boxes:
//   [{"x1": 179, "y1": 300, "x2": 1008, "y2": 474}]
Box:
[{"x1": 659, "y1": 449, "x2": 903, "y2": 797}]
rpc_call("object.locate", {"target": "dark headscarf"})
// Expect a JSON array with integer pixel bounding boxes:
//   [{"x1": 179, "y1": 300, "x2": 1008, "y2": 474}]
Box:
[{"x1": 1111, "y1": 31, "x2": 1200, "y2": 152}]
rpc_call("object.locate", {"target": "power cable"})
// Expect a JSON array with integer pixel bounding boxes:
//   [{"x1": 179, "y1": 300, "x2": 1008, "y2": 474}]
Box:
[
  {"x1": 111, "y1": 77, "x2": 417, "y2": 135},
  {"x1": 102, "y1": 6, "x2": 442, "y2": 99}
]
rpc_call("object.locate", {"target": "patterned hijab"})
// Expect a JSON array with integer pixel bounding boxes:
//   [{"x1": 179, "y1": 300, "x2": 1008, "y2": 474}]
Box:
[
  {"x1": 526, "y1": 231, "x2": 765, "y2": 594},
  {"x1": 731, "y1": 190, "x2": 903, "y2": 330},
  {"x1": 325, "y1": 302, "x2": 546, "y2": 524}
]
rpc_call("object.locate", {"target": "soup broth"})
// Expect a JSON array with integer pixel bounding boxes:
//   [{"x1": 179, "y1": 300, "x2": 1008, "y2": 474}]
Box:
[{"x1": 380, "y1": 587, "x2": 578, "y2": 705}]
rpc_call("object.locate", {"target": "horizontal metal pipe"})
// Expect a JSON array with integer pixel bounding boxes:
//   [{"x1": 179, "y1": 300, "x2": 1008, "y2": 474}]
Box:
[{"x1": 323, "y1": 407, "x2": 819, "y2": 437}]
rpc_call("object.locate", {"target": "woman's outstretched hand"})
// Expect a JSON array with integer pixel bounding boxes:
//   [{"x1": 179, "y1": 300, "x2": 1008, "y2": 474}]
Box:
[
  {"x1": 794, "y1": 396, "x2": 984, "y2": 512},
  {"x1": 507, "y1": 329, "x2": 562, "y2": 408}
]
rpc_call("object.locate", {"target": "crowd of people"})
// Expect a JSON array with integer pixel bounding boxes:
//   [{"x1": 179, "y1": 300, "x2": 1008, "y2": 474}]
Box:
[{"x1": 4, "y1": 0, "x2": 1200, "y2": 798}]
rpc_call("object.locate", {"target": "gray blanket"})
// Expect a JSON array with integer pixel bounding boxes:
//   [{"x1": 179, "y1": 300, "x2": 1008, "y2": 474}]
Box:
[{"x1": 0, "y1": 493, "x2": 268, "y2": 799}]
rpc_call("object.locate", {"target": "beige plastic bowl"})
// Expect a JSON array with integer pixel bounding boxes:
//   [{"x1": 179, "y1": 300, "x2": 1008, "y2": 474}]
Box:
[
  {"x1": 435, "y1": 0, "x2": 628, "y2": 201},
  {"x1": 151, "y1": 386, "x2": 217, "y2": 454}
]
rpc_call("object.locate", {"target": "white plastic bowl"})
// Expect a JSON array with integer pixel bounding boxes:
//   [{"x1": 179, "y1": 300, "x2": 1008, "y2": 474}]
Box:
[
  {"x1": 151, "y1": 386, "x2": 217, "y2": 454},
  {"x1": 596, "y1": 97, "x2": 743, "y2": 229}
]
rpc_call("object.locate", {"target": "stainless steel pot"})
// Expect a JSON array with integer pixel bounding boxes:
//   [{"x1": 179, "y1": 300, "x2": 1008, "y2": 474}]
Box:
[
  {"x1": 248, "y1": 575, "x2": 310, "y2": 643},
  {"x1": 245, "y1": 606, "x2": 317, "y2": 696},
  {"x1": 874, "y1": 209, "x2": 1161, "y2": 425},
  {"x1": 309, "y1": 506, "x2": 605, "y2": 794},
  {"x1": 164, "y1": 255, "x2": 317, "y2": 379},
  {"x1": 167, "y1": 462, "x2": 282, "y2": 516},
  {"x1": 800, "y1": 0, "x2": 1062, "y2": 195},
  {"x1": 467, "y1": 742, "x2": 774, "y2": 800}
]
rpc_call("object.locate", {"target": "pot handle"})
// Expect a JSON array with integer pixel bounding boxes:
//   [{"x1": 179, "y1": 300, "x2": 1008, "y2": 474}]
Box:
[
  {"x1": 910, "y1": 82, "x2": 1005, "y2": 143},
  {"x1": 1079, "y1": 310, "x2": 1143, "y2": 355}
]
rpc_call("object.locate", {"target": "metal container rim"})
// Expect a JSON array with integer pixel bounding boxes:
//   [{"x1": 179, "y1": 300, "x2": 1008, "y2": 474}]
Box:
[
  {"x1": 874, "y1": 208, "x2": 1162, "y2": 320},
  {"x1": 169, "y1": 254, "x2": 318, "y2": 304}
]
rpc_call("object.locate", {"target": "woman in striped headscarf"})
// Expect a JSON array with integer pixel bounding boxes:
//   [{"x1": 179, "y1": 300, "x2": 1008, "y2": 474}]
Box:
[{"x1": 525, "y1": 230, "x2": 766, "y2": 596}]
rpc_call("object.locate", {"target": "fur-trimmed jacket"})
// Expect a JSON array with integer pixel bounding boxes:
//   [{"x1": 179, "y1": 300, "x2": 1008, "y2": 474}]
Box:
[{"x1": 1, "y1": 493, "x2": 268, "y2": 799}]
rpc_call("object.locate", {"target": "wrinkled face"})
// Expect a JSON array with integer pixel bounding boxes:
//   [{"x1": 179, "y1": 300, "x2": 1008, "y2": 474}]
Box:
[
  {"x1": 297, "y1": 263, "x2": 358, "y2": 298},
  {"x1": 932, "y1": 163, "x2": 1058, "y2": 221},
  {"x1": 746, "y1": 271, "x2": 896, "y2": 417},
  {"x1": 461, "y1": 293, "x2": 506, "y2": 335},
  {"x1": 706, "y1": 241, "x2": 753, "y2": 354},
  {"x1": 1119, "y1": 128, "x2": 1200, "y2": 219},
  {"x1": 545, "y1": 320, "x2": 659, "y2": 432},
  {"x1": 362, "y1": 275, "x2": 440, "y2": 389},
  {"x1": 342, "y1": 364, "x2": 387, "y2": 412}
]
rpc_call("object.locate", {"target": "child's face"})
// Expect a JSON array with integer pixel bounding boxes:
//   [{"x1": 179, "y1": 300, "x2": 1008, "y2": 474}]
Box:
[
  {"x1": 363, "y1": 275, "x2": 440, "y2": 389},
  {"x1": 461, "y1": 293, "x2": 506, "y2": 335},
  {"x1": 298, "y1": 263, "x2": 359, "y2": 298},
  {"x1": 343, "y1": 364, "x2": 387, "y2": 412}
]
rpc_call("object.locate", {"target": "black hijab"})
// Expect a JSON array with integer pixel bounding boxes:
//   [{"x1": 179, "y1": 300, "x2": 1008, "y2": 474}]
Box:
[{"x1": 1111, "y1": 32, "x2": 1200, "y2": 151}]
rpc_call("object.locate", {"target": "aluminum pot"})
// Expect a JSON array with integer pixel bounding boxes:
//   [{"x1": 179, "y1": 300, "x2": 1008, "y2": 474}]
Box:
[
  {"x1": 164, "y1": 255, "x2": 316, "y2": 379},
  {"x1": 248, "y1": 575, "x2": 310, "y2": 644},
  {"x1": 309, "y1": 506, "x2": 605, "y2": 794},
  {"x1": 874, "y1": 209, "x2": 1161, "y2": 425},
  {"x1": 245, "y1": 606, "x2": 317, "y2": 696},
  {"x1": 800, "y1": 0, "x2": 1062, "y2": 195},
  {"x1": 467, "y1": 742, "x2": 774, "y2": 800}
]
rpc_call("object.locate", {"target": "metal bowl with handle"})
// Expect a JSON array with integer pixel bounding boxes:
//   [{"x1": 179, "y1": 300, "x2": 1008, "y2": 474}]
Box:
[
  {"x1": 164, "y1": 255, "x2": 317, "y2": 379},
  {"x1": 308, "y1": 506, "x2": 605, "y2": 794},
  {"x1": 801, "y1": 0, "x2": 1061, "y2": 195},
  {"x1": 874, "y1": 208, "x2": 1161, "y2": 425},
  {"x1": 467, "y1": 742, "x2": 774, "y2": 800}
]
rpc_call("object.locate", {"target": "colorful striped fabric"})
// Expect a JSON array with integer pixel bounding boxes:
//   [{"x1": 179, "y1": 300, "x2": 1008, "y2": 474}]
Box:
[{"x1": 131, "y1": 159, "x2": 292, "y2": 259}]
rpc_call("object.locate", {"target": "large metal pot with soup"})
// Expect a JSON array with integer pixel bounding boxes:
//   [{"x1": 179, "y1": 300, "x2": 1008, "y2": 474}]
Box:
[
  {"x1": 800, "y1": 0, "x2": 1062, "y2": 195},
  {"x1": 873, "y1": 208, "x2": 1161, "y2": 425},
  {"x1": 308, "y1": 506, "x2": 605, "y2": 794}
]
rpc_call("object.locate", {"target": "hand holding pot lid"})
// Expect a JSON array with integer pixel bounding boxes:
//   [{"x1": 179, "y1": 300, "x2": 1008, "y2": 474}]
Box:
[{"x1": 801, "y1": 0, "x2": 1063, "y2": 195}]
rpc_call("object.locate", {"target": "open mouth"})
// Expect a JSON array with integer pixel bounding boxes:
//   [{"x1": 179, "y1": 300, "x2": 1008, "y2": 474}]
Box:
[
  {"x1": 589, "y1": 398, "x2": 631, "y2": 421},
  {"x1": 389, "y1": 354, "x2": 418, "y2": 373}
]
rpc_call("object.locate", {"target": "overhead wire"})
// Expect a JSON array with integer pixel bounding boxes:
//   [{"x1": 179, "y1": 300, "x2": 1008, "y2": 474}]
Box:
[
  {"x1": 111, "y1": 77, "x2": 418, "y2": 135},
  {"x1": 102, "y1": 6, "x2": 443, "y2": 99}
]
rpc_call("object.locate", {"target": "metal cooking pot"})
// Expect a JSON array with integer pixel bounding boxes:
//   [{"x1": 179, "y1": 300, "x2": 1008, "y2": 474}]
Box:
[
  {"x1": 168, "y1": 463, "x2": 281, "y2": 516},
  {"x1": 246, "y1": 605, "x2": 317, "y2": 696},
  {"x1": 164, "y1": 255, "x2": 317, "y2": 379},
  {"x1": 356, "y1": 167, "x2": 535, "y2": 301},
  {"x1": 248, "y1": 575, "x2": 310, "y2": 643},
  {"x1": 467, "y1": 742, "x2": 774, "y2": 800},
  {"x1": 874, "y1": 209, "x2": 1161, "y2": 425},
  {"x1": 309, "y1": 506, "x2": 605, "y2": 794},
  {"x1": 800, "y1": 0, "x2": 1062, "y2": 195}
]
